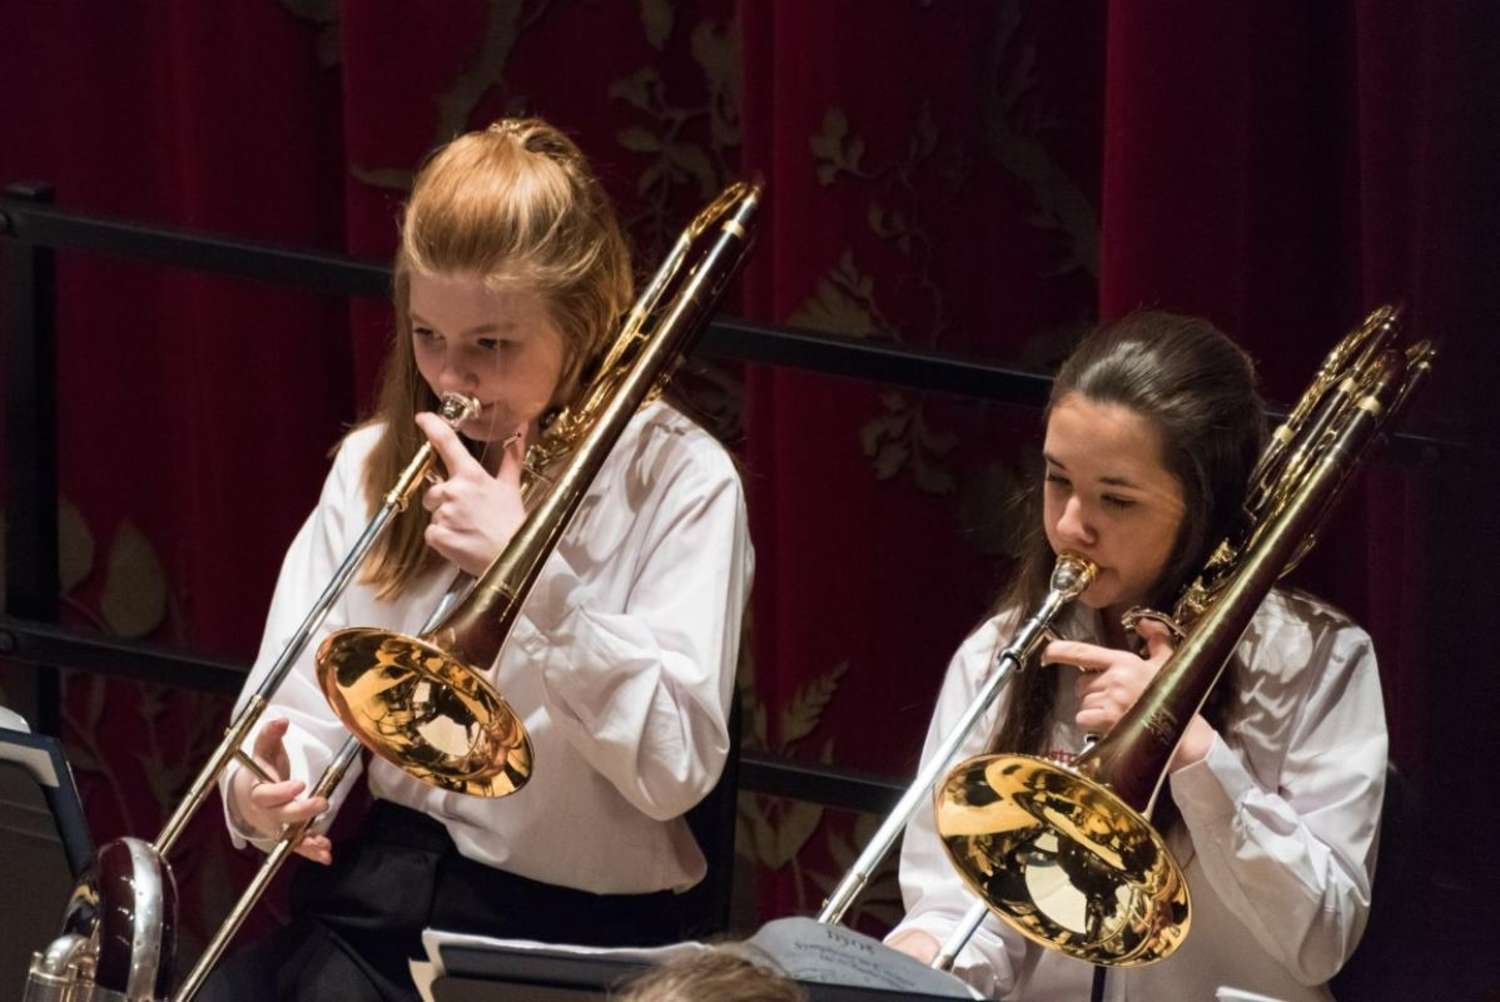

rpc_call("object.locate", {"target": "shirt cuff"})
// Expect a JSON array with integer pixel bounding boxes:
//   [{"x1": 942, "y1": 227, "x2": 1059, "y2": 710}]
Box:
[
  {"x1": 1169, "y1": 731, "x2": 1261, "y2": 824},
  {"x1": 220, "y1": 761, "x2": 279, "y2": 853}
]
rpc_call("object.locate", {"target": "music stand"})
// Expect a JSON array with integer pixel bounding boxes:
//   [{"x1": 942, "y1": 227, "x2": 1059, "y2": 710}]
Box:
[
  {"x1": 0, "y1": 725, "x2": 94, "y2": 993},
  {"x1": 0, "y1": 725, "x2": 92, "y2": 876}
]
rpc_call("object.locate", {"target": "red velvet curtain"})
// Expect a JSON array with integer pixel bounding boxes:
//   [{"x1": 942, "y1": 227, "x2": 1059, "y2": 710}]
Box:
[
  {"x1": 738, "y1": 2, "x2": 1104, "y2": 929},
  {"x1": 1098, "y1": 3, "x2": 1499, "y2": 993},
  {"x1": 2, "y1": 2, "x2": 1494, "y2": 988}
]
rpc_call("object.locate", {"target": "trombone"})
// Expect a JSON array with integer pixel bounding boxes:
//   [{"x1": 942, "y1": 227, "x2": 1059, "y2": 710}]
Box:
[
  {"x1": 933, "y1": 307, "x2": 1432, "y2": 968},
  {"x1": 25, "y1": 179, "x2": 762, "y2": 1002}
]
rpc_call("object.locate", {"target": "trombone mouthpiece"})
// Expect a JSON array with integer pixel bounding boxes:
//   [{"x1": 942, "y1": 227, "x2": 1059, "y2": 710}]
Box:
[
  {"x1": 439, "y1": 393, "x2": 482, "y2": 424},
  {"x1": 1050, "y1": 553, "x2": 1098, "y2": 600}
]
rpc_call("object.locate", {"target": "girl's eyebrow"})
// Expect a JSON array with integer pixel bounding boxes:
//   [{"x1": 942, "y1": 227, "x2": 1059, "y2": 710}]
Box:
[
  {"x1": 1043, "y1": 452, "x2": 1143, "y2": 490},
  {"x1": 409, "y1": 313, "x2": 519, "y2": 336}
]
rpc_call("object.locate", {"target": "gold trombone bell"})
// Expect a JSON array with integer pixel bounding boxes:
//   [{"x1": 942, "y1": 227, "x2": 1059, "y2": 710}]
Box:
[
  {"x1": 936, "y1": 754, "x2": 1189, "y2": 966},
  {"x1": 317, "y1": 627, "x2": 532, "y2": 797}
]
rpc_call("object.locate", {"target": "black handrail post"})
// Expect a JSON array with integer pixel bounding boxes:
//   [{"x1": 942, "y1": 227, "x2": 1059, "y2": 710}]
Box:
[{"x1": 2, "y1": 181, "x2": 61, "y2": 736}]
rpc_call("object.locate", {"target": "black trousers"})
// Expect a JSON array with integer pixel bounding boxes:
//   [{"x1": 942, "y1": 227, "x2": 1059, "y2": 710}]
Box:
[{"x1": 198, "y1": 800, "x2": 684, "y2": 1002}]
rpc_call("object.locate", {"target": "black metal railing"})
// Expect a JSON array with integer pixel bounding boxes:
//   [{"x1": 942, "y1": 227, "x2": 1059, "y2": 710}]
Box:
[{"x1": 0, "y1": 612, "x2": 906, "y2": 813}]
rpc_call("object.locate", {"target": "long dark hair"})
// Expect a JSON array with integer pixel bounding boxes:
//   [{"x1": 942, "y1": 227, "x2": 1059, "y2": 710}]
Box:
[{"x1": 988, "y1": 312, "x2": 1266, "y2": 790}]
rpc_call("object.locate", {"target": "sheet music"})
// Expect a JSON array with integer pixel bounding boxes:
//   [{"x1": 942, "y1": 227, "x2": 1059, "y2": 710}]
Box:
[
  {"x1": 420, "y1": 918, "x2": 980, "y2": 1000},
  {"x1": 743, "y1": 918, "x2": 981, "y2": 999}
]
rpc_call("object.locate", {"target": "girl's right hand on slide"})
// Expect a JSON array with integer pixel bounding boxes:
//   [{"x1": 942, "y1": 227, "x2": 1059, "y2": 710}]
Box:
[{"x1": 227, "y1": 717, "x2": 334, "y2": 865}]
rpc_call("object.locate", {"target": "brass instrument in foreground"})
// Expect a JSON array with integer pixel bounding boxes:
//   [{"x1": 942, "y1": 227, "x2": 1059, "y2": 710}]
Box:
[
  {"x1": 24, "y1": 179, "x2": 762, "y2": 1002},
  {"x1": 816, "y1": 553, "x2": 1099, "y2": 926},
  {"x1": 935, "y1": 306, "x2": 1433, "y2": 967},
  {"x1": 24, "y1": 390, "x2": 484, "y2": 1002}
]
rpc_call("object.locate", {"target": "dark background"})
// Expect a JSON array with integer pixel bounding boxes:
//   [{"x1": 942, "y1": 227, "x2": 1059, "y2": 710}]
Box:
[{"x1": 3, "y1": 2, "x2": 1496, "y2": 998}]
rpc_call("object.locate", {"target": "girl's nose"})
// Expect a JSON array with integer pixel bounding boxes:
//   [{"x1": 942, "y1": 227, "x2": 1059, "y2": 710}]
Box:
[
  {"x1": 438, "y1": 357, "x2": 479, "y2": 393},
  {"x1": 1054, "y1": 496, "x2": 1096, "y2": 548}
]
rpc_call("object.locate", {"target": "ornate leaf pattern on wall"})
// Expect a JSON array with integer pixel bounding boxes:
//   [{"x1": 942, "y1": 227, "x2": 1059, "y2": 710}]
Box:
[
  {"x1": 431, "y1": 0, "x2": 531, "y2": 152},
  {"x1": 58, "y1": 498, "x2": 94, "y2": 594},
  {"x1": 863, "y1": 393, "x2": 958, "y2": 494},
  {"x1": 780, "y1": 661, "x2": 847, "y2": 747},
  {"x1": 692, "y1": 20, "x2": 741, "y2": 148},
  {"x1": 610, "y1": 7, "x2": 742, "y2": 257},
  {"x1": 789, "y1": 244, "x2": 960, "y2": 496},
  {"x1": 350, "y1": 0, "x2": 542, "y2": 193},
  {"x1": 981, "y1": 0, "x2": 1098, "y2": 278},
  {"x1": 737, "y1": 650, "x2": 847, "y2": 911},
  {"x1": 771, "y1": 796, "x2": 824, "y2": 872},
  {"x1": 810, "y1": 108, "x2": 869, "y2": 186},
  {"x1": 640, "y1": 0, "x2": 674, "y2": 50},
  {"x1": 133, "y1": 672, "x2": 227, "y2": 817},
  {"x1": 609, "y1": 2, "x2": 747, "y2": 441},
  {"x1": 795, "y1": 2, "x2": 1096, "y2": 500},
  {"x1": 99, "y1": 521, "x2": 168, "y2": 639},
  {"x1": 68, "y1": 669, "x2": 109, "y2": 779},
  {"x1": 788, "y1": 250, "x2": 878, "y2": 338},
  {"x1": 0, "y1": 500, "x2": 98, "y2": 609},
  {"x1": 0, "y1": 495, "x2": 180, "y2": 846},
  {"x1": 800, "y1": 106, "x2": 966, "y2": 495},
  {"x1": 0, "y1": 502, "x2": 169, "y2": 639}
]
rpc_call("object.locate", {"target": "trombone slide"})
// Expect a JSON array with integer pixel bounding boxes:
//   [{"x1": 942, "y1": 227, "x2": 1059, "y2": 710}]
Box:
[{"x1": 816, "y1": 554, "x2": 1096, "y2": 925}]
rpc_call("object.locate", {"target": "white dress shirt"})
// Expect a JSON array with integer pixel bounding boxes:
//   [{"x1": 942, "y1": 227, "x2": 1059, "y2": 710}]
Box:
[
  {"x1": 221, "y1": 400, "x2": 753, "y2": 894},
  {"x1": 887, "y1": 589, "x2": 1386, "y2": 1001}
]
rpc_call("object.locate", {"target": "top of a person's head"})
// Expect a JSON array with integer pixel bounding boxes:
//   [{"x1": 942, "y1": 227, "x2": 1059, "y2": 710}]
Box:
[
  {"x1": 1049, "y1": 310, "x2": 1266, "y2": 607},
  {"x1": 395, "y1": 116, "x2": 633, "y2": 403},
  {"x1": 614, "y1": 949, "x2": 807, "y2": 1002}
]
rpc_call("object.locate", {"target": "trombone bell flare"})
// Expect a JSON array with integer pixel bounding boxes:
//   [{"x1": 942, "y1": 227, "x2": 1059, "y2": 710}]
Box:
[
  {"x1": 317, "y1": 627, "x2": 533, "y2": 797},
  {"x1": 936, "y1": 754, "x2": 1189, "y2": 966}
]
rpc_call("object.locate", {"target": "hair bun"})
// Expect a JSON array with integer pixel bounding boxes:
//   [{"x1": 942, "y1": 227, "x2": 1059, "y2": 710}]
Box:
[
  {"x1": 486, "y1": 118, "x2": 527, "y2": 138},
  {"x1": 486, "y1": 117, "x2": 580, "y2": 169}
]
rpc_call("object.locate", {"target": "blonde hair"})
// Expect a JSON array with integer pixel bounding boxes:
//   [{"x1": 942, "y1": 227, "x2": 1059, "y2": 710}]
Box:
[
  {"x1": 358, "y1": 117, "x2": 634, "y2": 597},
  {"x1": 614, "y1": 950, "x2": 806, "y2": 1002}
]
